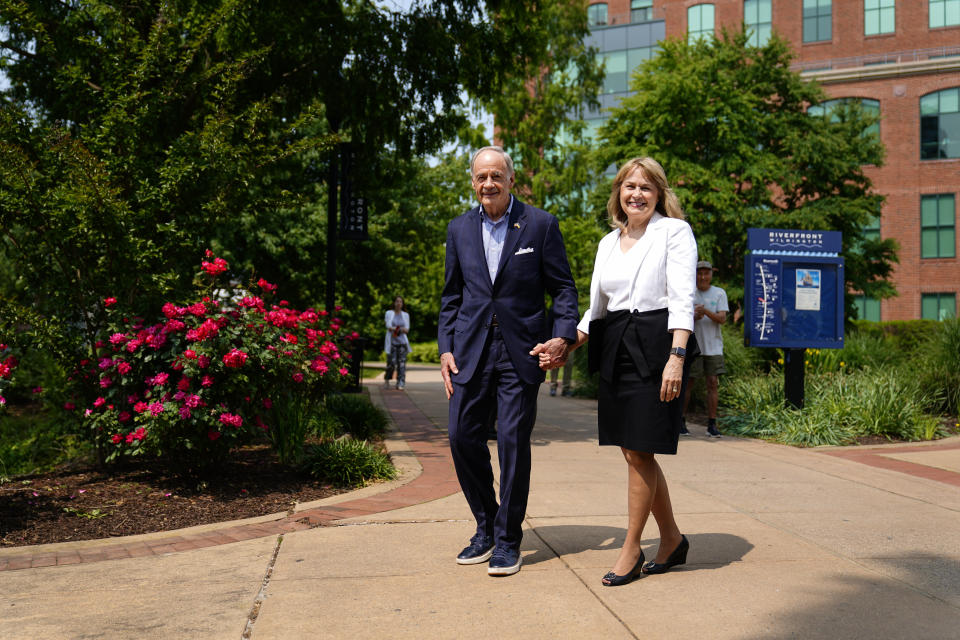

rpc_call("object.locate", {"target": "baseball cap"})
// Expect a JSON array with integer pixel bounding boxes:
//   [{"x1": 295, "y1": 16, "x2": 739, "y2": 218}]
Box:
[{"x1": 696, "y1": 260, "x2": 713, "y2": 270}]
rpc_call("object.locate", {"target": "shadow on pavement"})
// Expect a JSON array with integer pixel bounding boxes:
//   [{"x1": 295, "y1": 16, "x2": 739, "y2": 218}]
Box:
[{"x1": 524, "y1": 525, "x2": 754, "y2": 570}]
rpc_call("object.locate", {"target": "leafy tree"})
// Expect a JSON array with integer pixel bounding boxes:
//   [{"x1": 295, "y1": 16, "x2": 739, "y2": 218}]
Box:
[
  {"x1": 0, "y1": 0, "x2": 607, "y2": 367},
  {"x1": 596, "y1": 30, "x2": 898, "y2": 314}
]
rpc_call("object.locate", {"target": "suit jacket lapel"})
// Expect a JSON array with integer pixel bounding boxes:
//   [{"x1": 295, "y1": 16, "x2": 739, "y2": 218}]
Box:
[{"x1": 494, "y1": 198, "x2": 525, "y2": 286}]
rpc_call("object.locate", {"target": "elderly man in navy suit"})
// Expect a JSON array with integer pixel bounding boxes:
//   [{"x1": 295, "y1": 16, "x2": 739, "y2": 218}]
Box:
[{"x1": 439, "y1": 146, "x2": 579, "y2": 576}]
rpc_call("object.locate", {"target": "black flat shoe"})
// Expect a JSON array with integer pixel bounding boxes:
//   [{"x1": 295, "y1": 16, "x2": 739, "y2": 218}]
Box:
[
  {"x1": 601, "y1": 550, "x2": 645, "y2": 587},
  {"x1": 642, "y1": 534, "x2": 689, "y2": 575}
]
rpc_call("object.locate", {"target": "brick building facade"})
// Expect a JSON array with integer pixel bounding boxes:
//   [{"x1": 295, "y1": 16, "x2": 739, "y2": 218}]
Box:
[{"x1": 585, "y1": 0, "x2": 960, "y2": 321}]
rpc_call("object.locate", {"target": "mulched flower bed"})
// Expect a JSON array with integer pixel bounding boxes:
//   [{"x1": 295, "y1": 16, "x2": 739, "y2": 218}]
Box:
[{"x1": 0, "y1": 445, "x2": 345, "y2": 548}]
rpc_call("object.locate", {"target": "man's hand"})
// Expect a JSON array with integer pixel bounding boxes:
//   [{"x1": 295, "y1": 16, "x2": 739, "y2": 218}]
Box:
[
  {"x1": 440, "y1": 352, "x2": 458, "y2": 399},
  {"x1": 530, "y1": 337, "x2": 569, "y2": 371},
  {"x1": 694, "y1": 304, "x2": 706, "y2": 320}
]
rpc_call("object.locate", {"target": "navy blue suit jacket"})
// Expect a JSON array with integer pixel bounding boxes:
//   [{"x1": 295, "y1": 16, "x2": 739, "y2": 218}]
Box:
[{"x1": 438, "y1": 198, "x2": 579, "y2": 385}]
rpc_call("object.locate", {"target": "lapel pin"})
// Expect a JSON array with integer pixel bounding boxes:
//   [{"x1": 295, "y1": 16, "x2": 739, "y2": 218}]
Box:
[{"x1": 513, "y1": 223, "x2": 520, "y2": 229}]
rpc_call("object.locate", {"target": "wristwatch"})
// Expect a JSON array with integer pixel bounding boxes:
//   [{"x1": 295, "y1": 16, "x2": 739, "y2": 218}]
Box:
[{"x1": 669, "y1": 346, "x2": 687, "y2": 359}]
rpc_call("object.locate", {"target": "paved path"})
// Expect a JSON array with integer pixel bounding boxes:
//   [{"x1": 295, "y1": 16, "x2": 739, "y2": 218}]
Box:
[{"x1": 2, "y1": 366, "x2": 959, "y2": 639}]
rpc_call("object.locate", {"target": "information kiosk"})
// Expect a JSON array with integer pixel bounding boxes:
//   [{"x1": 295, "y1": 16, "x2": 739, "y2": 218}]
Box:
[{"x1": 744, "y1": 228, "x2": 845, "y2": 408}]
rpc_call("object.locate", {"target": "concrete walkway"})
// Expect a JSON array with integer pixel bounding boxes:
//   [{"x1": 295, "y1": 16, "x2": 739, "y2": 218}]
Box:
[{"x1": 2, "y1": 366, "x2": 960, "y2": 639}]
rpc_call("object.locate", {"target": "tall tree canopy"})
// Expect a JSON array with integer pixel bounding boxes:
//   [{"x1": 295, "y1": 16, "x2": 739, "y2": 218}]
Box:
[
  {"x1": 597, "y1": 30, "x2": 898, "y2": 313},
  {"x1": 0, "y1": 0, "x2": 600, "y2": 355}
]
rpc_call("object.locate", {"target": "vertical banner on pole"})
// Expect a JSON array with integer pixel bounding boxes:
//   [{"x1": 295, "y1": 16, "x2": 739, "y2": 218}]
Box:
[{"x1": 339, "y1": 145, "x2": 368, "y2": 241}]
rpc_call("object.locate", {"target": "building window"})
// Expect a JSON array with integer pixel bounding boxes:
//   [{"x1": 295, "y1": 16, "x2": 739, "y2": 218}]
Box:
[
  {"x1": 863, "y1": 214, "x2": 881, "y2": 242},
  {"x1": 588, "y1": 3, "x2": 608, "y2": 26},
  {"x1": 744, "y1": 0, "x2": 772, "y2": 46},
  {"x1": 600, "y1": 50, "x2": 628, "y2": 93},
  {"x1": 921, "y1": 194, "x2": 956, "y2": 258},
  {"x1": 865, "y1": 0, "x2": 895, "y2": 35},
  {"x1": 921, "y1": 88, "x2": 960, "y2": 160},
  {"x1": 803, "y1": 0, "x2": 832, "y2": 42},
  {"x1": 922, "y1": 293, "x2": 957, "y2": 320},
  {"x1": 632, "y1": 0, "x2": 653, "y2": 22},
  {"x1": 808, "y1": 98, "x2": 880, "y2": 139},
  {"x1": 688, "y1": 4, "x2": 715, "y2": 43},
  {"x1": 930, "y1": 0, "x2": 960, "y2": 28},
  {"x1": 853, "y1": 295, "x2": 881, "y2": 322}
]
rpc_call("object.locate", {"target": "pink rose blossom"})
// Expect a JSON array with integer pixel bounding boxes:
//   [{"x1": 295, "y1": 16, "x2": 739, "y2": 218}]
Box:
[
  {"x1": 117, "y1": 361, "x2": 132, "y2": 375},
  {"x1": 111, "y1": 434, "x2": 123, "y2": 444},
  {"x1": 93, "y1": 397, "x2": 106, "y2": 407},
  {"x1": 219, "y1": 412, "x2": 243, "y2": 428},
  {"x1": 208, "y1": 429, "x2": 221, "y2": 441},
  {"x1": 201, "y1": 375, "x2": 215, "y2": 387},
  {"x1": 222, "y1": 348, "x2": 248, "y2": 368},
  {"x1": 291, "y1": 372, "x2": 304, "y2": 383},
  {"x1": 201, "y1": 257, "x2": 228, "y2": 276},
  {"x1": 148, "y1": 402, "x2": 164, "y2": 416},
  {"x1": 118, "y1": 411, "x2": 131, "y2": 423},
  {"x1": 104, "y1": 297, "x2": 117, "y2": 307}
]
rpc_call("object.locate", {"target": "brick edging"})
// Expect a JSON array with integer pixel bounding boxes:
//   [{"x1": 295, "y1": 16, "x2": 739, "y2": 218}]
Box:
[
  {"x1": 0, "y1": 391, "x2": 459, "y2": 572},
  {"x1": 819, "y1": 440, "x2": 960, "y2": 487}
]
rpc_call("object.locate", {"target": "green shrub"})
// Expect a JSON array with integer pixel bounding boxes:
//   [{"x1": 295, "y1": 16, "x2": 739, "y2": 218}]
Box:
[
  {"x1": 914, "y1": 319, "x2": 960, "y2": 416},
  {"x1": 0, "y1": 409, "x2": 92, "y2": 478},
  {"x1": 302, "y1": 438, "x2": 396, "y2": 486},
  {"x1": 720, "y1": 366, "x2": 945, "y2": 446},
  {"x1": 407, "y1": 341, "x2": 441, "y2": 363},
  {"x1": 325, "y1": 393, "x2": 390, "y2": 440},
  {"x1": 849, "y1": 319, "x2": 941, "y2": 355},
  {"x1": 720, "y1": 323, "x2": 769, "y2": 377}
]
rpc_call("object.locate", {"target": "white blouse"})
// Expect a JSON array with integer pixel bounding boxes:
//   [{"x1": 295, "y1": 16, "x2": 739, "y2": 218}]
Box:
[
  {"x1": 578, "y1": 213, "x2": 698, "y2": 334},
  {"x1": 599, "y1": 244, "x2": 642, "y2": 313}
]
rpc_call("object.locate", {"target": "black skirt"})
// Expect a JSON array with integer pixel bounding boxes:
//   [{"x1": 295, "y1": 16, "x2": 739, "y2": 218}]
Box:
[{"x1": 594, "y1": 309, "x2": 696, "y2": 455}]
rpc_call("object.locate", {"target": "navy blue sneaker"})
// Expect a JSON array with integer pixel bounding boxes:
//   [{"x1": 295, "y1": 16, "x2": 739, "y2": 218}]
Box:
[
  {"x1": 487, "y1": 546, "x2": 522, "y2": 576},
  {"x1": 456, "y1": 534, "x2": 495, "y2": 565}
]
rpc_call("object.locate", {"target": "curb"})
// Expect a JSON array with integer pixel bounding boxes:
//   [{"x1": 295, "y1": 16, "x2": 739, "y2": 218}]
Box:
[{"x1": 0, "y1": 386, "x2": 460, "y2": 572}]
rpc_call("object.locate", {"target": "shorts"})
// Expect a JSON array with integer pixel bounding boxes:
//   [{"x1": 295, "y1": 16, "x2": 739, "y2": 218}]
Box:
[{"x1": 689, "y1": 354, "x2": 725, "y2": 378}]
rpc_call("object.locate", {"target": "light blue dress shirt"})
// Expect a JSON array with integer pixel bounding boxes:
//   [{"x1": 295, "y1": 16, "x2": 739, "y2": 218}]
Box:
[{"x1": 480, "y1": 195, "x2": 513, "y2": 284}]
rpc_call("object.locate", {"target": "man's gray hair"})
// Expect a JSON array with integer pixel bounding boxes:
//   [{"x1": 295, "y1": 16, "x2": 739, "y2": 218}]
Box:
[{"x1": 470, "y1": 146, "x2": 515, "y2": 177}]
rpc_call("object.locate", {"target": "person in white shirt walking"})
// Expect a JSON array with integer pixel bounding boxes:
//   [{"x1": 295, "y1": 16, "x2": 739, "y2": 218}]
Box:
[
  {"x1": 682, "y1": 261, "x2": 727, "y2": 437},
  {"x1": 384, "y1": 296, "x2": 411, "y2": 390}
]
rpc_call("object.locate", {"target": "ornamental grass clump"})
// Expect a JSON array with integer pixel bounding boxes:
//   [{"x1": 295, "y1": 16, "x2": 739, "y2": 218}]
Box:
[
  {"x1": 324, "y1": 393, "x2": 390, "y2": 441},
  {"x1": 76, "y1": 252, "x2": 360, "y2": 468},
  {"x1": 302, "y1": 438, "x2": 396, "y2": 487}
]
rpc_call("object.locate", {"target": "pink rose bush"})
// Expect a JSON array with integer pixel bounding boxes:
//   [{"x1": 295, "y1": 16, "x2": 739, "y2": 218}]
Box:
[
  {"x1": 0, "y1": 344, "x2": 18, "y2": 410},
  {"x1": 78, "y1": 254, "x2": 356, "y2": 466}
]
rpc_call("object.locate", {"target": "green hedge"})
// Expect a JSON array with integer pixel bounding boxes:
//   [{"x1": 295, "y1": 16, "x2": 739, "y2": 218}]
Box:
[{"x1": 849, "y1": 319, "x2": 941, "y2": 354}]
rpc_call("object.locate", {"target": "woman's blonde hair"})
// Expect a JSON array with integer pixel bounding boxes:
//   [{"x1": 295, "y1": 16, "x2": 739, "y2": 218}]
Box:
[{"x1": 607, "y1": 157, "x2": 685, "y2": 230}]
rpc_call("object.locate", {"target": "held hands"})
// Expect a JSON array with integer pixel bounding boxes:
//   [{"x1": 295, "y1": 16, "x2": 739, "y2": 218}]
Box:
[
  {"x1": 693, "y1": 304, "x2": 706, "y2": 321},
  {"x1": 530, "y1": 337, "x2": 569, "y2": 371},
  {"x1": 440, "y1": 352, "x2": 458, "y2": 399}
]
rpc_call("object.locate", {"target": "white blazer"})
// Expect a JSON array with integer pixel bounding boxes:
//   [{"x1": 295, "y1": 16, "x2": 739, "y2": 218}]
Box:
[
  {"x1": 384, "y1": 309, "x2": 411, "y2": 355},
  {"x1": 578, "y1": 213, "x2": 697, "y2": 334}
]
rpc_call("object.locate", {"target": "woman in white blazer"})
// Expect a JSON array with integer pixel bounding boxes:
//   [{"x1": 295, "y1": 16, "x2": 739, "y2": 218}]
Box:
[
  {"x1": 539, "y1": 157, "x2": 697, "y2": 586},
  {"x1": 384, "y1": 296, "x2": 411, "y2": 390}
]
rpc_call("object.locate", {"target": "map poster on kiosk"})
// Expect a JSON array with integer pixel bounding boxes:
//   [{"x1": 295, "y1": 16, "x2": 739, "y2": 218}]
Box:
[{"x1": 744, "y1": 229, "x2": 844, "y2": 350}]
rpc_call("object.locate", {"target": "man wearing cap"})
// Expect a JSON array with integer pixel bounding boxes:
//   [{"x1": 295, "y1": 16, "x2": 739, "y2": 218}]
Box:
[{"x1": 683, "y1": 260, "x2": 728, "y2": 437}]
